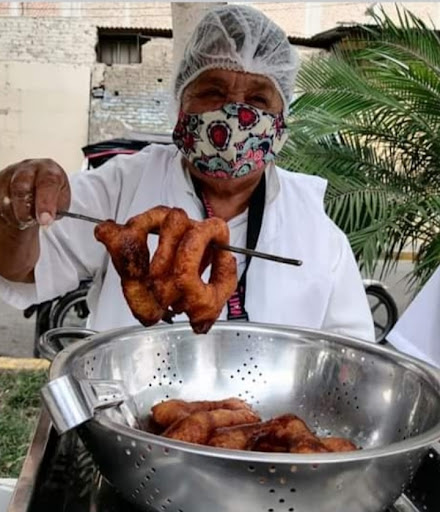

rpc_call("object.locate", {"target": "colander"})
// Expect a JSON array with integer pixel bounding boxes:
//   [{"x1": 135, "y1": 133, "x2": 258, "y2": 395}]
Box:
[{"x1": 40, "y1": 322, "x2": 440, "y2": 512}]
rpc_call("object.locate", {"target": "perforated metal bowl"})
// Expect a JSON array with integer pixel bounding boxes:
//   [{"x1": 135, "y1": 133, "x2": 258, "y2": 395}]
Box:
[{"x1": 41, "y1": 322, "x2": 440, "y2": 512}]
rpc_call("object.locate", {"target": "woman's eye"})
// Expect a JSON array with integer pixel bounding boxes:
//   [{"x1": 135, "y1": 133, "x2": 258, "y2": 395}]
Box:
[
  {"x1": 198, "y1": 88, "x2": 225, "y2": 99},
  {"x1": 250, "y1": 95, "x2": 269, "y2": 106}
]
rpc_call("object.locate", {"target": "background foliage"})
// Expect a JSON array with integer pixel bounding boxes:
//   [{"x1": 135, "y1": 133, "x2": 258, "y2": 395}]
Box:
[{"x1": 281, "y1": 6, "x2": 440, "y2": 288}]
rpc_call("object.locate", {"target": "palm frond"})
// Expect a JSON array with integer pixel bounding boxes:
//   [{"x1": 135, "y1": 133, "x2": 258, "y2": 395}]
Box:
[
  {"x1": 284, "y1": 5, "x2": 440, "y2": 287},
  {"x1": 363, "y1": 6, "x2": 440, "y2": 72}
]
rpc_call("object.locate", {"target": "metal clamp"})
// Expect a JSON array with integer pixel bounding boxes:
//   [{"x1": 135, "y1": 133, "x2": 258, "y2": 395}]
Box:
[{"x1": 41, "y1": 375, "x2": 129, "y2": 434}]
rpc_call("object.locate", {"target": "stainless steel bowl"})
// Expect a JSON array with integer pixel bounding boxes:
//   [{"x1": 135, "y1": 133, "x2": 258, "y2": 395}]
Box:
[{"x1": 41, "y1": 322, "x2": 440, "y2": 512}]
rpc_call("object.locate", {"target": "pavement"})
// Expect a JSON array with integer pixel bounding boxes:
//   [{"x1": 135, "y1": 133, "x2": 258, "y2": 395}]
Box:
[
  {"x1": 0, "y1": 301, "x2": 35, "y2": 358},
  {"x1": 0, "y1": 260, "x2": 417, "y2": 361},
  {"x1": 0, "y1": 479, "x2": 16, "y2": 512}
]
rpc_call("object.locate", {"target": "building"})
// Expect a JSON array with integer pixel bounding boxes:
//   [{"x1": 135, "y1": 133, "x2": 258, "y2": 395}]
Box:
[{"x1": 0, "y1": 2, "x2": 439, "y2": 171}]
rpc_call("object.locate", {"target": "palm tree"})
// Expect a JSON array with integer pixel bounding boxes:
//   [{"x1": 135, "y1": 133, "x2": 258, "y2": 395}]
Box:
[{"x1": 281, "y1": 6, "x2": 440, "y2": 289}]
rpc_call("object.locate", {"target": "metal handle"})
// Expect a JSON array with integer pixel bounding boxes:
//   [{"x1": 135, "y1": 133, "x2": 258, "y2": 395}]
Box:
[
  {"x1": 38, "y1": 327, "x2": 97, "y2": 361},
  {"x1": 41, "y1": 376, "x2": 130, "y2": 434},
  {"x1": 39, "y1": 328, "x2": 139, "y2": 434}
]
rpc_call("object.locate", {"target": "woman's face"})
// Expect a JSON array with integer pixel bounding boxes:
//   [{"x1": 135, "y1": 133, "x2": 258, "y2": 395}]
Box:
[{"x1": 181, "y1": 68, "x2": 284, "y2": 114}]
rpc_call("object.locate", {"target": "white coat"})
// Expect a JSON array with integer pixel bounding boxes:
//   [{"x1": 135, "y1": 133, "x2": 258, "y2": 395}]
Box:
[{"x1": 0, "y1": 144, "x2": 375, "y2": 341}]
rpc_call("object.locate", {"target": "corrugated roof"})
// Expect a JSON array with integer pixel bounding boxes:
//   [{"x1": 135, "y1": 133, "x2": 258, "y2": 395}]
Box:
[
  {"x1": 97, "y1": 27, "x2": 172, "y2": 38},
  {"x1": 96, "y1": 25, "x2": 368, "y2": 50}
]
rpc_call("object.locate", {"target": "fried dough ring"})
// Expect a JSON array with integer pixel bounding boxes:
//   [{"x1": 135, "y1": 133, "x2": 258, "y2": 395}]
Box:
[
  {"x1": 94, "y1": 206, "x2": 170, "y2": 326},
  {"x1": 208, "y1": 421, "x2": 358, "y2": 453},
  {"x1": 128, "y1": 206, "x2": 170, "y2": 233},
  {"x1": 206, "y1": 416, "x2": 288, "y2": 451},
  {"x1": 208, "y1": 422, "x2": 263, "y2": 450},
  {"x1": 153, "y1": 399, "x2": 358, "y2": 453},
  {"x1": 321, "y1": 437, "x2": 357, "y2": 452},
  {"x1": 175, "y1": 217, "x2": 237, "y2": 334},
  {"x1": 249, "y1": 414, "x2": 330, "y2": 454},
  {"x1": 207, "y1": 414, "x2": 305, "y2": 451},
  {"x1": 95, "y1": 206, "x2": 237, "y2": 333},
  {"x1": 152, "y1": 398, "x2": 253, "y2": 429},
  {"x1": 209, "y1": 414, "x2": 331, "y2": 454},
  {"x1": 163, "y1": 408, "x2": 260, "y2": 445},
  {"x1": 150, "y1": 208, "x2": 193, "y2": 310}
]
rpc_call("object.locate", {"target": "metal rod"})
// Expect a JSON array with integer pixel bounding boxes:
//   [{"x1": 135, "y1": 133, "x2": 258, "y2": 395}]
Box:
[
  {"x1": 58, "y1": 210, "x2": 303, "y2": 267},
  {"x1": 59, "y1": 211, "x2": 104, "y2": 224}
]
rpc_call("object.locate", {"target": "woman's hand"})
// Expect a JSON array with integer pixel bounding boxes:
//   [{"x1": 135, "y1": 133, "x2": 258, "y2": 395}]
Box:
[
  {"x1": 0, "y1": 159, "x2": 71, "y2": 230},
  {"x1": 0, "y1": 159, "x2": 71, "y2": 282}
]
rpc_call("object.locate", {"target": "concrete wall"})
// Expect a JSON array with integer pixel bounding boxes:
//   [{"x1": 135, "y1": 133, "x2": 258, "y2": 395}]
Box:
[
  {"x1": 0, "y1": 62, "x2": 90, "y2": 172},
  {"x1": 0, "y1": 15, "x2": 95, "y2": 170}
]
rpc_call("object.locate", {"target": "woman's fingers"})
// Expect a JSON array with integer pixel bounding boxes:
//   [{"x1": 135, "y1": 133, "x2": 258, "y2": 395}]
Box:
[
  {"x1": 34, "y1": 160, "x2": 71, "y2": 224},
  {"x1": 0, "y1": 159, "x2": 70, "y2": 229}
]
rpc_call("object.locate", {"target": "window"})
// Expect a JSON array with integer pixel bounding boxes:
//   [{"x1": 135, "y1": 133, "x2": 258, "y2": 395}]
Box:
[{"x1": 97, "y1": 30, "x2": 150, "y2": 65}]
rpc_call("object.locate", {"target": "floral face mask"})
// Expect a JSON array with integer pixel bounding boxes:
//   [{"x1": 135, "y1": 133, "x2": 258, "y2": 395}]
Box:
[{"x1": 172, "y1": 102, "x2": 288, "y2": 179}]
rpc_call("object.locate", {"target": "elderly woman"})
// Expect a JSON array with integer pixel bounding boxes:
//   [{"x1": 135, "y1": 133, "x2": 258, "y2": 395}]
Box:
[{"x1": 0, "y1": 5, "x2": 374, "y2": 340}]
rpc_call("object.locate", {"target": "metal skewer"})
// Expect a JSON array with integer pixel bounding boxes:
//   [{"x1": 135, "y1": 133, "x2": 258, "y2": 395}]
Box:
[
  {"x1": 58, "y1": 211, "x2": 104, "y2": 224},
  {"x1": 58, "y1": 210, "x2": 303, "y2": 267}
]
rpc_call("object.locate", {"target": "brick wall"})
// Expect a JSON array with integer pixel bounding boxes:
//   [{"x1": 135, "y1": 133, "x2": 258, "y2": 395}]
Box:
[
  {"x1": 0, "y1": 2, "x2": 172, "y2": 28},
  {"x1": 0, "y1": 17, "x2": 97, "y2": 64},
  {"x1": 89, "y1": 38, "x2": 174, "y2": 142}
]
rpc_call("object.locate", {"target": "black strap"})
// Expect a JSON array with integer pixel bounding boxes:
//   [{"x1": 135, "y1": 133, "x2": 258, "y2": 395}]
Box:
[{"x1": 193, "y1": 174, "x2": 266, "y2": 321}]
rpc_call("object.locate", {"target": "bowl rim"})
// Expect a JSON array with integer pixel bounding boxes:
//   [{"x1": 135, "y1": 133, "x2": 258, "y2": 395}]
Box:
[{"x1": 48, "y1": 321, "x2": 440, "y2": 465}]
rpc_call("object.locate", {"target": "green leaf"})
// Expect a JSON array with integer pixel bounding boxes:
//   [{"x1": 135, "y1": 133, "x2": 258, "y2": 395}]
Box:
[{"x1": 283, "y1": 5, "x2": 440, "y2": 287}]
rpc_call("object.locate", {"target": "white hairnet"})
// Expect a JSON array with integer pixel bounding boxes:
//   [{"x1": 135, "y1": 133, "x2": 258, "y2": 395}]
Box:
[{"x1": 172, "y1": 4, "x2": 300, "y2": 113}]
